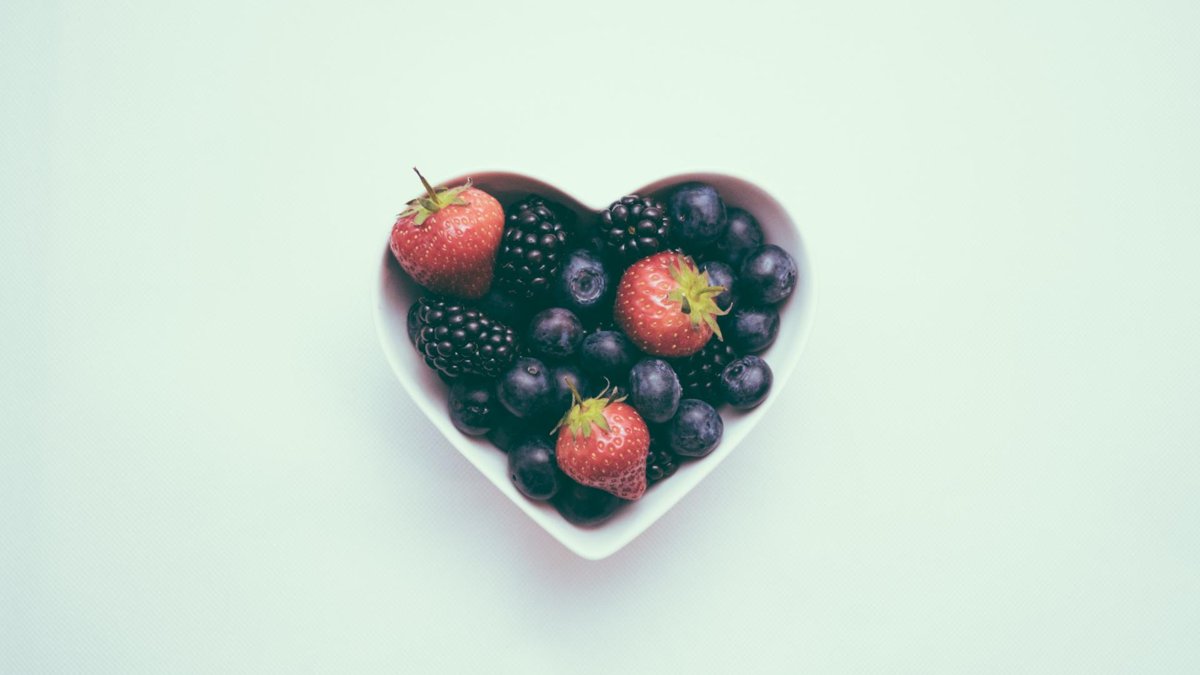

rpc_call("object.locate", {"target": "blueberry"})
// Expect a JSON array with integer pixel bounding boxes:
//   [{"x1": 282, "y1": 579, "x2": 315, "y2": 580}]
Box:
[
  {"x1": 528, "y1": 307, "x2": 584, "y2": 361},
  {"x1": 739, "y1": 245, "x2": 797, "y2": 305},
  {"x1": 628, "y1": 359, "x2": 682, "y2": 424},
  {"x1": 486, "y1": 414, "x2": 533, "y2": 453},
  {"x1": 553, "y1": 249, "x2": 613, "y2": 319},
  {"x1": 711, "y1": 208, "x2": 764, "y2": 268},
  {"x1": 508, "y1": 435, "x2": 562, "y2": 500},
  {"x1": 718, "y1": 355, "x2": 773, "y2": 410},
  {"x1": 698, "y1": 260, "x2": 736, "y2": 312},
  {"x1": 552, "y1": 478, "x2": 624, "y2": 526},
  {"x1": 580, "y1": 330, "x2": 638, "y2": 383},
  {"x1": 668, "y1": 182, "x2": 728, "y2": 251},
  {"x1": 478, "y1": 287, "x2": 528, "y2": 327},
  {"x1": 497, "y1": 357, "x2": 555, "y2": 419},
  {"x1": 548, "y1": 363, "x2": 589, "y2": 418},
  {"x1": 407, "y1": 300, "x2": 421, "y2": 346},
  {"x1": 668, "y1": 399, "x2": 724, "y2": 457},
  {"x1": 448, "y1": 377, "x2": 499, "y2": 436},
  {"x1": 727, "y1": 306, "x2": 779, "y2": 353}
]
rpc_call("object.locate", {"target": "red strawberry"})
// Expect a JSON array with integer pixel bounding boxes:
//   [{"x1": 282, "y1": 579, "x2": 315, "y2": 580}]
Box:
[
  {"x1": 389, "y1": 168, "x2": 504, "y2": 299},
  {"x1": 614, "y1": 251, "x2": 730, "y2": 358},
  {"x1": 555, "y1": 386, "x2": 650, "y2": 500}
]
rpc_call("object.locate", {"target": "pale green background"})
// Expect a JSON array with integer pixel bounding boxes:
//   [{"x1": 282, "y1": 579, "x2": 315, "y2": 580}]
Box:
[{"x1": 3, "y1": 0, "x2": 1198, "y2": 672}]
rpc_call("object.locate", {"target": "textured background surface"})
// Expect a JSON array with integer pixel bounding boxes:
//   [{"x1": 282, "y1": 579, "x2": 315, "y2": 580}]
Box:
[{"x1": 3, "y1": 0, "x2": 1199, "y2": 672}]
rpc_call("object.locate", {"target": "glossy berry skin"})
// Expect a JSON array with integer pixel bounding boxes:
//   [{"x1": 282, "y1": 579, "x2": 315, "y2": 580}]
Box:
[
  {"x1": 413, "y1": 298, "x2": 518, "y2": 379},
  {"x1": 406, "y1": 300, "x2": 421, "y2": 346},
  {"x1": 580, "y1": 330, "x2": 638, "y2": 382},
  {"x1": 390, "y1": 183, "x2": 504, "y2": 299},
  {"x1": 599, "y1": 195, "x2": 670, "y2": 265},
  {"x1": 645, "y1": 440, "x2": 680, "y2": 485},
  {"x1": 528, "y1": 307, "x2": 584, "y2": 361},
  {"x1": 553, "y1": 249, "x2": 613, "y2": 319},
  {"x1": 556, "y1": 400, "x2": 650, "y2": 500},
  {"x1": 667, "y1": 182, "x2": 728, "y2": 251},
  {"x1": 478, "y1": 287, "x2": 529, "y2": 328},
  {"x1": 698, "y1": 260, "x2": 736, "y2": 312},
  {"x1": 552, "y1": 480, "x2": 624, "y2": 526},
  {"x1": 548, "y1": 363, "x2": 589, "y2": 419},
  {"x1": 628, "y1": 359, "x2": 682, "y2": 424},
  {"x1": 668, "y1": 399, "x2": 724, "y2": 458},
  {"x1": 739, "y1": 245, "x2": 798, "y2": 305},
  {"x1": 727, "y1": 306, "x2": 779, "y2": 353},
  {"x1": 508, "y1": 435, "x2": 562, "y2": 500},
  {"x1": 614, "y1": 252, "x2": 728, "y2": 358},
  {"x1": 448, "y1": 378, "x2": 499, "y2": 436},
  {"x1": 711, "y1": 207, "x2": 763, "y2": 268},
  {"x1": 493, "y1": 196, "x2": 570, "y2": 299},
  {"x1": 673, "y1": 339, "x2": 739, "y2": 405},
  {"x1": 486, "y1": 414, "x2": 534, "y2": 453},
  {"x1": 497, "y1": 357, "x2": 555, "y2": 419},
  {"x1": 719, "y1": 355, "x2": 773, "y2": 410}
]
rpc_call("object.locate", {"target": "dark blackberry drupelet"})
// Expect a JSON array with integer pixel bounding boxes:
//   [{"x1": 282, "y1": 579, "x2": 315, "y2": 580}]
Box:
[
  {"x1": 494, "y1": 196, "x2": 570, "y2": 299},
  {"x1": 645, "y1": 441, "x2": 679, "y2": 485},
  {"x1": 599, "y1": 195, "x2": 670, "y2": 265},
  {"x1": 673, "y1": 339, "x2": 739, "y2": 404},
  {"x1": 413, "y1": 297, "x2": 518, "y2": 379}
]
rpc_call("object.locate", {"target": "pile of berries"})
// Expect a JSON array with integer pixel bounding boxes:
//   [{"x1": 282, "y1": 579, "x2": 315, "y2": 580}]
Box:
[{"x1": 390, "y1": 170, "x2": 798, "y2": 526}]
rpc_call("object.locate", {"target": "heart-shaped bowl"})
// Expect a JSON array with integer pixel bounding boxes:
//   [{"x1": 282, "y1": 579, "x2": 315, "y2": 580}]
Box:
[{"x1": 374, "y1": 171, "x2": 815, "y2": 559}]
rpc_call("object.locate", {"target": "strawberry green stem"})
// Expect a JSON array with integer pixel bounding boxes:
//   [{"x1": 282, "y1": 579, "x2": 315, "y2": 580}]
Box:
[
  {"x1": 666, "y1": 257, "x2": 731, "y2": 340},
  {"x1": 414, "y1": 167, "x2": 438, "y2": 202},
  {"x1": 555, "y1": 382, "x2": 625, "y2": 440},
  {"x1": 398, "y1": 168, "x2": 472, "y2": 227}
]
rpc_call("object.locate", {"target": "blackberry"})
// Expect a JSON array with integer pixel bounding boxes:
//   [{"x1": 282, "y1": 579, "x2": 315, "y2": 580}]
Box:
[
  {"x1": 599, "y1": 195, "x2": 670, "y2": 265},
  {"x1": 645, "y1": 441, "x2": 679, "y2": 485},
  {"x1": 413, "y1": 297, "x2": 518, "y2": 379},
  {"x1": 494, "y1": 196, "x2": 570, "y2": 299},
  {"x1": 673, "y1": 339, "x2": 739, "y2": 404}
]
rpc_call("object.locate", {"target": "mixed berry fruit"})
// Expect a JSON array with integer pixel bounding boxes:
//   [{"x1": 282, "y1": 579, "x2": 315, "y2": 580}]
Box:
[{"x1": 389, "y1": 169, "x2": 799, "y2": 527}]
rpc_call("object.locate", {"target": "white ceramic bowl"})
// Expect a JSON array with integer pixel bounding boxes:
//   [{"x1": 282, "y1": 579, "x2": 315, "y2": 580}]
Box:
[{"x1": 374, "y1": 171, "x2": 815, "y2": 559}]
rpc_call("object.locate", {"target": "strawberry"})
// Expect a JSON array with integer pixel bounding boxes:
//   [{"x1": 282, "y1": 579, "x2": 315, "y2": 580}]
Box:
[
  {"x1": 555, "y1": 385, "x2": 650, "y2": 500},
  {"x1": 614, "y1": 251, "x2": 730, "y2": 358},
  {"x1": 389, "y1": 168, "x2": 504, "y2": 299}
]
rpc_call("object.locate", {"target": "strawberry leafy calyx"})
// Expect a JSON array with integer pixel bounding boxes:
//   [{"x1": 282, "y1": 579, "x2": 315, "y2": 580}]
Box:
[
  {"x1": 398, "y1": 167, "x2": 471, "y2": 226},
  {"x1": 665, "y1": 256, "x2": 731, "y2": 340},
  {"x1": 554, "y1": 382, "x2": 626, "y2": 441}
]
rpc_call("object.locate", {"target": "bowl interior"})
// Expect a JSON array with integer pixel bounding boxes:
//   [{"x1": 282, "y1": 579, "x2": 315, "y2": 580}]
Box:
[{"x1": 374, "y1": 171, "x2": 815, "y2": 559}]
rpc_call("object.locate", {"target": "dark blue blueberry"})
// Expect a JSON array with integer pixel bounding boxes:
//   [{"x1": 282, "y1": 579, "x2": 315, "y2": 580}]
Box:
[
  {"x1": 478, "y1": 287, "x2": 529, "y2": 327},
  {"x1": 486, "y1": 414, "x2": 533, "y2": 453},
  {"x1": 628, "y1": 359, "x2": 682, "y2": 424},
  {"x1": 711, "y1": 208, "x2": 764, "y2": 268},
  {"x1": 668, "y1": 399, "x2": 724, "y2": 457},
  {"x1": 580, "y1": 330, "x2": 638, "y2": 383},
  {"x1": 667, "y1": 182, "x2": 728, "y2": 251},
  {"x1": 553, "y1": 249, "x2": 613, "y2": 319},
  {"x1": 528, "y1": 307, "x2": 584, "y2": 361},
  {"x1": 406, "y1": 300, "x2": 421, "y2": 346},
  {"x1": 497, "y1": 357, "x2": 555, "y2": 419},
  {"x1": 739, "y1": 245, "x2": 797, "y2": 305},
  {"x1": 508, "y1": 435, "x2": 562, "y2": 501},
  {"x1": 727, "y1": 306, "x2": 779, "y2": 353},
  {"x1": 552, "y1": 478, "x2": 625, "y2": 526},
  {"x1": 548, "y1": 363, "x2": 589, "y2": 419},
  {"x1": 698, "y1": 260, "x2": 736, "y2": 312},
  {"x1": 718, "y1": 355, "x2": 773, "y2": 410},
  {"x1": 448, "y1": 377, "x2": 499, "y2": 436}
]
